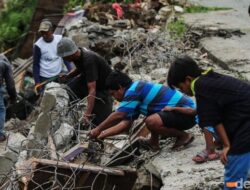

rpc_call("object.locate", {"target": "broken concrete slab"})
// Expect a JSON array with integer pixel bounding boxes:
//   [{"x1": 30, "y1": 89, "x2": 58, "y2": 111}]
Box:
[
  {"x1": 7, "y1": 132, "x2": 27, "y2": 153},
  {"x1": 33, "y1": 112, "x2": 52, "y2": 139},
  {"x1": 62, "y1": 142, "x2": 89, "y2": 161},
  {"x1": 40, "y1": 92, "x2": 56, "y2": 113},
  {"x1": 72, "y1": 33, "x2": 90, "y2": 48},
  {"x1": 44, "y1": 82, "x2": 69, "y2": 112},
  {"x1": 184, "y1": 10, "x2": 250, "y2": 31},
  {"x1": 0, "y1": 151, "x2": 18, "y2": 183},
  {"x1": 53, "y1": 123, "x2": 74, "y2": 149},
  {"x1": 200, "y1": 34, "x2": 250, "y2": 80},
  {"x1": 185, "y1": 0, "x2": 250, "y2": 31}
]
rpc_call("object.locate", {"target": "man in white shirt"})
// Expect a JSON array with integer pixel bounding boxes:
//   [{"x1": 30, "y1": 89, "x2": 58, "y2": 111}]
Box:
[{"x1": 32, "y1": 20, "x2": 72, "y2": 93}]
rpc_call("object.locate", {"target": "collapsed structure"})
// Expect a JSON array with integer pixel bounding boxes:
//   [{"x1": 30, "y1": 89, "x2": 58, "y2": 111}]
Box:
[{"x1": 0, "y1": 0, "x2": 232, "y2": 189}]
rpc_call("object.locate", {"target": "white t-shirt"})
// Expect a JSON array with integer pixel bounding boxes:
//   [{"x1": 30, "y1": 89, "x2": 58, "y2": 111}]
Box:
[{"x1": 35, "y1": 34, "x2": 63, "y2": 78}]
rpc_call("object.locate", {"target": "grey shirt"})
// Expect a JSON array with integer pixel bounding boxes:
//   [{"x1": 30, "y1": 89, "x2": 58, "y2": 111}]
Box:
[{"x1": 0, "y1": 55, "x2": 17, "y2": 100}]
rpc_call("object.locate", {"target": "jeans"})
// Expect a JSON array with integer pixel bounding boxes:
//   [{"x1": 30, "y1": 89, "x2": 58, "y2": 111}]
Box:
[{"x1": 0, "y1": 87, "x2": 6, "y2": 136}]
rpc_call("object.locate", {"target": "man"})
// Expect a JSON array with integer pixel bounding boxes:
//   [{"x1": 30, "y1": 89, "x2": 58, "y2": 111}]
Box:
[
  {"x1": 57, "y1": 38, "x2": 113, "y2": 126},
  {"x1": 33, "y1": 20, "x2": 72, "y2": 92},
  {"x1": 167, "y1": 55, "x2": 250, "y2": 190},
  {"x1": 90, "y1": 71, "x2": 196, "y2": 151},
  {"x1": 0, "y1": 54, "x2": 16, "y2": 142}
]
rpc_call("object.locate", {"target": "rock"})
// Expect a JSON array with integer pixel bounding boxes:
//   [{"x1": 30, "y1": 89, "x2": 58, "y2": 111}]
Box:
[
  {"x1": 0, "y1": 150, "x2": 18, "y2": 183},
  {"x1": 40, "y1": 92, "x2": 56, "y2": 113},
  {"x1": 72, "y1": 33, "x2": 90, "y2": 48},
  {"x1": 162, "y1": 171, "x2": 171, "y2": 177},
  {"x1": 7, "y1": 132, "x2": 27, "y2": 153},
  {"x1": 110, "y1": 56, "x2": 121, "y2": 66},
  {"x1": 4, "y1": 118, "x2": 27, "y2": 131},
  {"x1": 150, "y1": 68, "x2": 168, "y2": 80},
  {"x1": 174, "y1": 5, "x2": 184, "y2": 13},
  {"x1": 33, "y1": 112, "x2": 52, "y2": 140},
  {"x1": 177, "y1": 168, "x2": 184, "y2": 174},
  {"x1": 53, "y1": 123, "x2": 74, "y2": 149},
  {"x1": 156, "y1": 6, "x2": 173, "y2": 21},
  {"x1": 159, "y1": 0, "x2": 170, "y2": 6},
  {"x1": 112, "y1": 19, "x2": 131, "y2": 28}
]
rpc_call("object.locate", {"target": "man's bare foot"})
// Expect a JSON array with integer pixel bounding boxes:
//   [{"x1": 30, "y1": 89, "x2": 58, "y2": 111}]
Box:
[{"x1": 172, "y1": 133, "x2": 194, "y2": 150}]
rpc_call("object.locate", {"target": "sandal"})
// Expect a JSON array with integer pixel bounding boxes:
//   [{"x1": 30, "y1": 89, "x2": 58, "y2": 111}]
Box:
[
  {"x1": 192, "y1": 149, "x2": 220, "y2": 163},
  {"x1": 138, "y1": 138, "x2": 160, "y2": 152}
]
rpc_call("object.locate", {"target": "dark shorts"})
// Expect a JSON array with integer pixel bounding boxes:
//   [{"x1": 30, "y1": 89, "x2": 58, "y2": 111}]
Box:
[{"x1": 157, "y1": 111, "x2": 196, "y2": 131}]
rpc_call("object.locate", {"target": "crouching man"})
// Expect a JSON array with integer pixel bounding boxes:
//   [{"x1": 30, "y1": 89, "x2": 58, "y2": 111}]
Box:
[{"x1": 90, "y1": 71, "x2": 196, "y2": 151}]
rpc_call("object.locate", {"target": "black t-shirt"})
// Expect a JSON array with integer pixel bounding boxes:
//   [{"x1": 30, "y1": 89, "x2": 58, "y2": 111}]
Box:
[
  {"x1": 74, "y1": 48, "x2": 112, "y2": 91},
  {"x1": 195, "y1": 70, "x2": 250, "y2": 155}
]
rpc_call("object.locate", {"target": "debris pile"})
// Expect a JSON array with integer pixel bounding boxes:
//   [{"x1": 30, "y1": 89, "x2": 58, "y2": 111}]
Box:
[
  {"x1": 0, "y1": 83, "x2": 164, "y2": 189},
  {"x1": 0, "y1": 1, "x2": 232, "y2": 189}
]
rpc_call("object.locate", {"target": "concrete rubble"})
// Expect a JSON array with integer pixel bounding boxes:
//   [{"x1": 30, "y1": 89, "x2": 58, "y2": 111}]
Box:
[{"x1": 2, "y1": 0, "x2": 248, "y2": 189}]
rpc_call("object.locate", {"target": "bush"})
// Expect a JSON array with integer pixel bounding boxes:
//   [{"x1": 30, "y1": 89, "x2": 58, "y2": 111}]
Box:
[
  {"x1": 167, "y1": 19, "x2": 186, "y2": 39},
  {"x1": 0, "y1": 0, "x2": 37, "y2": 52}
]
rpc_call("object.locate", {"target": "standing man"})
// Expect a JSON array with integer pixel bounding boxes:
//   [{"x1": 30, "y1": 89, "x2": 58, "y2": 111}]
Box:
[
  {"x1": 167, "y1": 55, "x2": 250, "y2": 190},
  {"x1": 0, "y1": 54, "x2": 16, "y2": 142},
  {"x1": 57, "y1": 38, "x2": 113, "y2": 126},
  {"x1": 33, "y1": 20, "x2": 72, "y2": 92}
]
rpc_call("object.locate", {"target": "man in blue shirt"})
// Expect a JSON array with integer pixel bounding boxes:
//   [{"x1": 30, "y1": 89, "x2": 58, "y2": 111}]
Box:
[{"x1": 90, "y1": 71, "x2": 196, "y2": 151}]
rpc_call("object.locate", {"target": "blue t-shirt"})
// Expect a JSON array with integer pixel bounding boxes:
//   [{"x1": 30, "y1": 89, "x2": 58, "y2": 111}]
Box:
[{"x1": 117, "y1": 81, "x2": 196, "y2": 120}]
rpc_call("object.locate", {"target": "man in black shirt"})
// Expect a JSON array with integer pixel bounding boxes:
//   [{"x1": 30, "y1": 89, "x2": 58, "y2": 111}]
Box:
[
  {"x1": 57, "y1": 38, "x2": 112, "y2": 126},
  {"x1": 167, "y1": 55, "x2": 250, "y2": 190}
]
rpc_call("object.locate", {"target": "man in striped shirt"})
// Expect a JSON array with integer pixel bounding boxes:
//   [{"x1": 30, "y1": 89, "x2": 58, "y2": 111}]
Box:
[{"x1": 90, "y1": 71, "x2": 196, "y2": 151}]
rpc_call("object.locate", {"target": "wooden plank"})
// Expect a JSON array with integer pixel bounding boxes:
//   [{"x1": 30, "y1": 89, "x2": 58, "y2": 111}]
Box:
[
  {"x1": 62, "y1": 142, "x2": 89, "y2": 161},
  {"x1": 31, "y1": 158, "x2": 125, "y2": 176},
  {"x1": 47, "y1": 133, "x2": 57, "y2": 160},
  {"x1": 14, "y1": 71, "x2": 26, "y2": 93}
]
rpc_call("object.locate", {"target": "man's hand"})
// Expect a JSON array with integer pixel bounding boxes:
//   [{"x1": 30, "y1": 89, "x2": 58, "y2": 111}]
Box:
[
  {"x1": 34, "y1": 83, "x2": 42, "y2": 94},
  {"x1": 89, "y1": 127, "x2": 101, "y2": 139},
  {"x1": 220, "y1": 146, "x2": 230, "y2": 165}
]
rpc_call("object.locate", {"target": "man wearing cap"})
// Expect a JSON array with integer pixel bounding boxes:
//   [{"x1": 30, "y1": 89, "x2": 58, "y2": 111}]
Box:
[
  {"x1": 33, "y1": 20, "x2": 72, "y2": 93},
  {"x1": 57, "y1": 37, "x2": 113, "y2": 126}
]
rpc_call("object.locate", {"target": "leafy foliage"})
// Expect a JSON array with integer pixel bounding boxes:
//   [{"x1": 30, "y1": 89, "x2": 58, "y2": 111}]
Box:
[
  {"x1": 64, "y1": 0, "x2": 85, "y2": 12},
  {"x1": 185, "y1": 5, "x2": 231, "y2": 13},
  {"x1": 167, "y1": 19, "x2": 186, "y2": 39},
  {"x1": 0, "y1": 0, "x2": 37, "y2": 52}
]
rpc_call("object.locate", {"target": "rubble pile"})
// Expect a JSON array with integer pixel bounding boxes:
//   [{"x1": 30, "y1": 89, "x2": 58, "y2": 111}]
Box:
[
  {"x1": 0, "y1": 0, "x2": 232, "y2": 189},
  {"x1": 64, "y1": 0, "x2": 231, "y2": 86},
  {"x1": 0, "y1": 83, "x2": 163, "y2": 189}
]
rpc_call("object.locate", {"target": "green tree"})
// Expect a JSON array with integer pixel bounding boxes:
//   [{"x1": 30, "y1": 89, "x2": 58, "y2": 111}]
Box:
[{"x1": 0, "y1": 0, "x2": 37, "y2": 52}]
